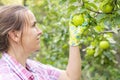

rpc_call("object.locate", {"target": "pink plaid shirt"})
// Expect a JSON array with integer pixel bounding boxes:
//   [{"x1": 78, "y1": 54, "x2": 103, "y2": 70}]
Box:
[{"x1": 0, "y1": 53, "x2": 61, "y2": 80}]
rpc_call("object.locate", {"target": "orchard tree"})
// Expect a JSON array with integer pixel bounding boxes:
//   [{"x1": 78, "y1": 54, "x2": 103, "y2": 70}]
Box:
[
  {"x1": 28, "y1": 0, "x2": 120, "y2": 79},
  {"x1": 32, "y1": 0, "x2": 120, "y2": 79}
]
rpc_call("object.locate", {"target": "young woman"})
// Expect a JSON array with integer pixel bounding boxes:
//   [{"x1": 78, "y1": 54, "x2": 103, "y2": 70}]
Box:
[{"x1": 0, "y1": 5, "x2": 81, "y2": 80}]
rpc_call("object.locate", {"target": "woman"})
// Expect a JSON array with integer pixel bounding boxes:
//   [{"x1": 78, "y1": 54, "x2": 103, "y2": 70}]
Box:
[{"x1": 0, "y1": 5, "x2": 81, "y2": 80}]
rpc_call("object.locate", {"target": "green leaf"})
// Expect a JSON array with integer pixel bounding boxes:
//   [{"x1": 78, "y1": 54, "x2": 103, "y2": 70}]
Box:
[
  {"x1": 96, "y1": 14, "x2": 107, "y2": 22},
  {"x1": 84, "y1": 2, "x2": 98, "y2": 11},
  {"x1": 94, "y1": 47, "x2": 102, "y2": 57},
  {"x1": 116, "y1": 10, "x2": 120, "y2": 15},
  {"x1": 103, "y1": 51, "x2": 114, "y2": 61},
  {"x1": 69, "y1": 0, "x2": 77, "y2": 3},
  {"x1": 59, "y1": 0, "x2": 67, "y2": 5},
  {"x1": 79, "y1": 8, "x2": 88, "y2": 13},
  {"x1": 68, "y1": 5, "x2": 77, "y2": 12},
  {"x1": 104, "y1": 17, "x2": 112, "y2": 28},
  {"x1": 113, "y1": 15, "x2": 120, "y2": 25}
]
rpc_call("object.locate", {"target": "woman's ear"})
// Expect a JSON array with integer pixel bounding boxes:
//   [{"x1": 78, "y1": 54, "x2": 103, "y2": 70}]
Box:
[{"x1": 8, "y1": 30, "x2": 21, "y2": 42}]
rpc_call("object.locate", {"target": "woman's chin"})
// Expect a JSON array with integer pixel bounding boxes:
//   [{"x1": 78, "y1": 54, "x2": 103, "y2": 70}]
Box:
[
  {"x1": 35, "y1": 46, "x2": 40, "y2": 52},
  {"x1": 35, "y1": 50, "x2": 40, "y2": 52}
]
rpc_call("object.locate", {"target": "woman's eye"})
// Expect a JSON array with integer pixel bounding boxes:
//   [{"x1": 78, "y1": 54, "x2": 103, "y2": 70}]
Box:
[
  {"x1": 32, "y1": 22, "x2": 37, "y2": 27},
  {"x1": 32, "y1": 25, "x2": 35, "y2": 27},
  {"x1": 32, "y1": 24, "x2": 36, "y2": 27}
]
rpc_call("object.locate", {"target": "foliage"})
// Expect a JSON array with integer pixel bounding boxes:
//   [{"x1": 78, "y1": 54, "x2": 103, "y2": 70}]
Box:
[
  {"x1": 1, "y1": 0, "x2": 23, "y2": 5},
  {"x1": 1, "y1": 0, "x2": 120, "y2": 79}
]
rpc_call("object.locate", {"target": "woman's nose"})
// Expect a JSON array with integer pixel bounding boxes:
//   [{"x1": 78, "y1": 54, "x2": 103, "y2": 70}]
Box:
[{"x1": 37, "y1": 27, "x2": 42, "y2": 35}]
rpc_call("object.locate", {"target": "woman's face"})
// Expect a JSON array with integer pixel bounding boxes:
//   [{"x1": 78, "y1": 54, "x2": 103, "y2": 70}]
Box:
[{"x1": 21, "y1": 10, "x2": 42, "y2": 53}]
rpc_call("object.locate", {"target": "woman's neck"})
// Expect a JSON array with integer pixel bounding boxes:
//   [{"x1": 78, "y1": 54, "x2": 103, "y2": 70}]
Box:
[{"x1": 7, "y1": 48, "x2": 29, "y2": 67}]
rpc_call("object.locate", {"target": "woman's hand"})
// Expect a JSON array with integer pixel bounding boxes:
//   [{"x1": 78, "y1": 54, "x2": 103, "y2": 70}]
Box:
[{"x1": 69, "y1": 22, "x2": 82, "y2": 46}]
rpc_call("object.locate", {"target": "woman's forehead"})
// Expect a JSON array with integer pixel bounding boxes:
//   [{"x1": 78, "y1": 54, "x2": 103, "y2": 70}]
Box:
[{"x1": 26, "y1": 10, "x2": 36, "y2": 24}]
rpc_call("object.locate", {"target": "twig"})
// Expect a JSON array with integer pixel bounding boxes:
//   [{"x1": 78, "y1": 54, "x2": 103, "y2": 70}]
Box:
[
  {"x1": 99, "y1": 28, "x2": 120, "y2": 34},
  {"x1": 86, "y1": 8, "x2": 102, "y2": 14}
]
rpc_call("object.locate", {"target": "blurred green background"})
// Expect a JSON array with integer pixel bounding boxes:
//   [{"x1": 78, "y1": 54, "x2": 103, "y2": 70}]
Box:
[{"x1": 0, "y1": 0, "x2": 120, "y2": 80}]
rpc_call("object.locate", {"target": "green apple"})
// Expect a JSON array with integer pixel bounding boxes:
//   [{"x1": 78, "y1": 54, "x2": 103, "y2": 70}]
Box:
[
  {"x1": 99, "y1": 41, "x2": 110, "y2": 49},
  {"x1": 72, "y1": 14, "x2": 84, "y2": 27},
  {"x1": 86, "y1": 48, "x2": 95, "y2": 56},
  {"x1": 100, "y1": 3, "x2": 113, "y2": 13}
]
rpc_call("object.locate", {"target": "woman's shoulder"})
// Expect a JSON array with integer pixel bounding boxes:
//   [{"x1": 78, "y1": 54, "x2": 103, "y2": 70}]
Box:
[
  {"x1": 0, "y1": 58, "x2": 8, "y2": 68},
  {"x1": 0, "y1": 58, "x2": 11, "y2": 74},
  {"x1": 0, "y1": 59, "x2": 18, "y2": 80}
]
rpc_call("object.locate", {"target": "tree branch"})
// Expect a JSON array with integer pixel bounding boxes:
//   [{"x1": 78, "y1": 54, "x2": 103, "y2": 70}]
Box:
[
  {"x1": 99, "y1": 28, "x2": 120, "y2": 34},
  {"x1": 86, "y1": 8, "x2": 102, "y2": 14}
]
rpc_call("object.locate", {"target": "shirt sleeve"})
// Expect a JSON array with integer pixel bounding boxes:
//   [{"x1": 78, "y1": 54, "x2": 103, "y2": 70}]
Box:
[
  {"x1": 45, "y1": 65, "x2": 61, "y2": 80},
  {"x1": 27, "y1": 59, "x2": 61, "y2": 80}
]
